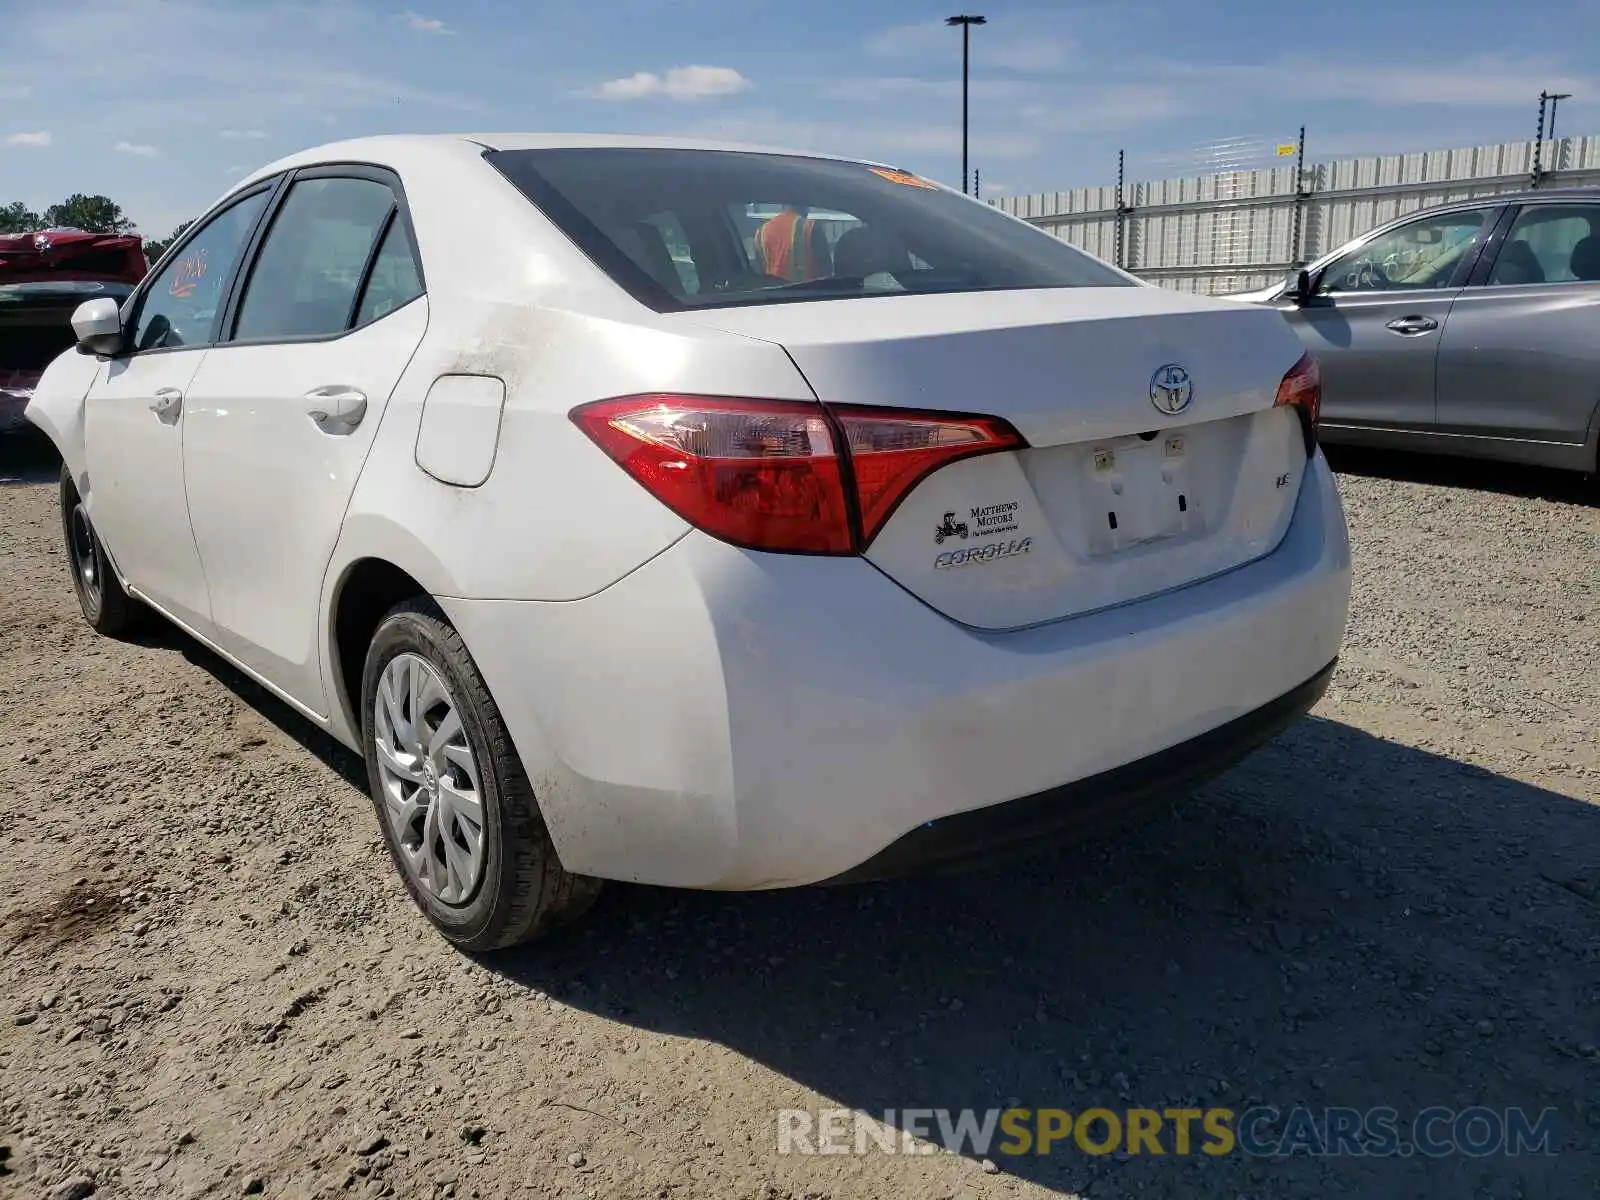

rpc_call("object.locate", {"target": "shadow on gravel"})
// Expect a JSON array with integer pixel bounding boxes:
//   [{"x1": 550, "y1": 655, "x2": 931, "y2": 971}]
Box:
[
  {"x1": 104, "y1": 529, "x2": 1598, "y2": 1198},
  {"x1": 0, "y1": 427, "x2": 60, "y2": 486},
  {"x1": 1324, "y1": 443, "x2": 1596, "y2": 507},
  {"x1": 484, "y1": 717, "x2": 1598, "y2": 1200},
  {"x1": 157, "y1": 636, "x2": 369, "y2": 791}
]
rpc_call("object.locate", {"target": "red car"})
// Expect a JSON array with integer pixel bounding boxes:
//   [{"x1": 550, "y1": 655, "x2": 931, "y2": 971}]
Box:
[{"x1": 0, "y1": 229, "x2": 147, "y2": 432}]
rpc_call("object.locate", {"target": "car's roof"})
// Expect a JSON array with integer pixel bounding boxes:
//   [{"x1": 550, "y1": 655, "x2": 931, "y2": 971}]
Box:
[
  {"x1": 1428, "y1": 185, "x2": 1600, "y2": 212},
  {"x1": 1299, "y1": 184, "x2": 1600, "y2": 271},
  {"x1": 467, "y1": 132, "x2": 889, "y2": 163},
  {"x1": 239, "y1": 132, "x2": 894, "y2": 191}
]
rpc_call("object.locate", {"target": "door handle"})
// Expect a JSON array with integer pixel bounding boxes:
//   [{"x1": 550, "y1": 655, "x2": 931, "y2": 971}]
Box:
[
  {"x1": 149, "y1": 387, "x2": 183, "y2": 417},
  {"x1": 304, "y1": 386, "x2": 367, "y2": 428},
  {"x1": 1385, "y1": 315, "x2": 1439, "y2": 336}
]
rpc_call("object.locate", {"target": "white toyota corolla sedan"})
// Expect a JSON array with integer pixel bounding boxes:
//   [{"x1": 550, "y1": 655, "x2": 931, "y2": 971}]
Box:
[{"x1": 27, "y1": 135, "x2": 1351, "y2": 950}]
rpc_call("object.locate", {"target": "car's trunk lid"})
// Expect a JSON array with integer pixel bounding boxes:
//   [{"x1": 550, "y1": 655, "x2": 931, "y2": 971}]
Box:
[
  {"x1": 682, "y1": 287, "x2": 1311, "y2": 630},
  {"x1": 0, "y1": 229, "x2": 147, "y2": 287},
  {"x1": 0, "y1": 231, "x2": 145, "y2": 422}
]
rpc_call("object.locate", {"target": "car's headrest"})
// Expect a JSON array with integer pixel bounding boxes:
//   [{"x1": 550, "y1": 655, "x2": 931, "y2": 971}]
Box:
[{"x1": 1569, "y1": 234, "x2": 1600, "y2": 282}]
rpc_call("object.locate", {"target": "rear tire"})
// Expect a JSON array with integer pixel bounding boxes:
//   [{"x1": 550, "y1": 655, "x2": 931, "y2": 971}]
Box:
[
  {"x1": 361, "y1": 599, "x2": 600, "y2": 951},
  {"x1": 59, "y1": 467, "x2": 141, "y2": 637}
]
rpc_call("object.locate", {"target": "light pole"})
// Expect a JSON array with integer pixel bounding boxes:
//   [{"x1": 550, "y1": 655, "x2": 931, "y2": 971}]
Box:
[{"x1": 946, "y1": 14, "x2": 986, "y2": 194}]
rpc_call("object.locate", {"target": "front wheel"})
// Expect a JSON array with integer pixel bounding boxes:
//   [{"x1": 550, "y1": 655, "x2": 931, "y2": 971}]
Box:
[
  {"x1": 361, "y1": 599, "x2": 600, "y2": 951},
  {"x1": 58, "y1": 467, "x2": 141, "y2": 637}
]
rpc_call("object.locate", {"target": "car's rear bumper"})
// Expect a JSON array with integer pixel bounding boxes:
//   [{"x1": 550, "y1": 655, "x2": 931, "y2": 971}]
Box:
[
  {"x1": 823, "y1": 656, "x2": 1335, "y2": 884},
  {"x1": 446, "y1": 452, "x2": 1351, "y2": 890}
]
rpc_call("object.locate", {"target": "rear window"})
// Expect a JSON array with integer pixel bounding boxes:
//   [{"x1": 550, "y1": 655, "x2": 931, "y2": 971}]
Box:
[{"x1": 486, "y1": 148, "x2": 1130, "y2": 311}]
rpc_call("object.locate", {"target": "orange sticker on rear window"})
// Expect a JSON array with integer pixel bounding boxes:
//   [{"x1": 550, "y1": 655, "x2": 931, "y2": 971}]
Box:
[{"x1": 870, "y1": 167, "x2": 937, "y2": 189}]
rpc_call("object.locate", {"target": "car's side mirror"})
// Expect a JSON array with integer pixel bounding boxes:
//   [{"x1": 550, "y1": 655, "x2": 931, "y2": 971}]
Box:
[
  {"x1": 1285, "y1": 268, "x2": 1313, "y2": 304},
  {"x1": 71, "y1": 297, "x2": 125, "y2": 357}
]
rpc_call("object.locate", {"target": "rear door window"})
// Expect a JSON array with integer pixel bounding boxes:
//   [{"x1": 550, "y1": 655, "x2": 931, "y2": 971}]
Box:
[
  {"x1": 487, "y1": 148, "x2": 1130, "y2": 312},
  {"x1": 230, "y1": 176, "x2": 397, "y2": 342},
  {"x1": 1487, "y1": 204, "x2": 1600, "y2": 285}
]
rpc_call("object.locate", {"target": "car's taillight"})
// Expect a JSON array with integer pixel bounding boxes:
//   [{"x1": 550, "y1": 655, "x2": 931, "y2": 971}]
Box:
[
  {"x1": 1274, "y1": 352, "x2": 1320, "y2": 455},
  {"x1": 571, "y1": 395, "x2": 1025, "y2": 555},
  {"x1": 831, "y1": 406, "x2": 1024, "y2": 543},
  {"x1": 571, "y1": 395, "x2": 853, "y2": 553}
]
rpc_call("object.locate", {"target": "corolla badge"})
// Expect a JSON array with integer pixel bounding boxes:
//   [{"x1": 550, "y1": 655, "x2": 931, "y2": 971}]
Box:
[{"x1": 1149, "y1": 364, "x2": 1193, "y2": 415}]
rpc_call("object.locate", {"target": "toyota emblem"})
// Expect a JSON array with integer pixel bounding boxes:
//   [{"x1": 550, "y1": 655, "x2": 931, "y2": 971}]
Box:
[{"x1": 1149, "y1": 364, "x2": 1193, "y2": 415}]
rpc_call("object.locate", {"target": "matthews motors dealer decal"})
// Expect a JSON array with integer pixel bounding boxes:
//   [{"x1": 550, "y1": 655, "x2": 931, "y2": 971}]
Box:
[{"x1": 934, "y1": 499, "x2": 1031, "y2": 569}]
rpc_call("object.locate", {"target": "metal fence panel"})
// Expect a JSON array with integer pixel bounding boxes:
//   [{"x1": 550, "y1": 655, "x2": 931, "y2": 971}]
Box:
[{"x1": 996, "y1": 135, "x2": 1600, "y2": 294}]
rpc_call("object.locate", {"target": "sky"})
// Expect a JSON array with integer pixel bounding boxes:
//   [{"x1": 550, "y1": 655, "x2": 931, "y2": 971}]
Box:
[{"x1": 2, "y1": 0, "x2": 1596, "y2": 238}]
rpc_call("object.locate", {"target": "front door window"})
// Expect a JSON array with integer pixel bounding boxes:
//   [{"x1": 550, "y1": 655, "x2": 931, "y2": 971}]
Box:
[
  {"x1": 1319, "y1": 209, "x2": 1492, "y2": 294},
  {"x1": 129, "y1": 190, "x2": 270, "y2": 352}
]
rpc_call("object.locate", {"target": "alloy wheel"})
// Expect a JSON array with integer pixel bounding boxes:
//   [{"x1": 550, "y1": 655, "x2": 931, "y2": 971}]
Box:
[{"x1": 372, "y1": 652, "x2": 486, "y2": 905}]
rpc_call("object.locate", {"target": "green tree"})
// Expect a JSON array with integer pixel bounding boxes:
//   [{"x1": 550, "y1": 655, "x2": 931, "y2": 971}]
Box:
[
  {"x1": 40, "y1": 193, "x2": 136, "y2": 234},
  {"x1": 142, "y1": 219, "x2": 193, "y2": 263},
  {"x1": 0, "y1": 201, "x2": 42, "y2": 234}
]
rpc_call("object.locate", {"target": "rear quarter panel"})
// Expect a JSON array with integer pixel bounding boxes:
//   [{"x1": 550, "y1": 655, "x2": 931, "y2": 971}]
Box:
[
  {"x1": 320, "y1": 298, "x2": 813, "y2": 748},
  {"x1": 329, "y1": 300, "x2": 816, "y2": 604},
  {"x1": 1435, "y1": 282, "x2": 1600, "y2": 446}
]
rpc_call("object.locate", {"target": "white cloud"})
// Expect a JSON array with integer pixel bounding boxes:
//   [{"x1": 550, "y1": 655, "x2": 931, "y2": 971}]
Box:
[
  {"x1": 401, "y1": 11, "x2": 452, "y2": 35},
  {"x1": 825, "y1": 76, "x2": 1036, "y2": 105},
  {"x1": 592, "y1": 65, "x2": 751, "y2": 102},
  {"x1": 987, "y1": 36, "x2": 1076, "y2": 74},
  {"x1": 1149, "y1": 55, "x2": 1590, "y2": 110},
  {"x1": 867, "y1": 23, "x2": 947, "y2": 59},
  {"x1": 1032, "y1": 85, "x2": 1185, "y2": 134},
  {"x1": 663, "y1": 109, "x2": 1041, "y2": 171},
  {"x1": 5, "y1": 130, "x2": 51, "y2": 147},
  {"x1": 115, "y1": 141, "x2": 159, "y2": 157},
  {"x1": 219, "y1": 129, "x2": 267, "y2": 140},
  {"x1": 867, "y1": 22, "x2": 1075, "y2": 74},
  {"x1": 12, "y1": 0, "x2": 487, "y2": 122}
]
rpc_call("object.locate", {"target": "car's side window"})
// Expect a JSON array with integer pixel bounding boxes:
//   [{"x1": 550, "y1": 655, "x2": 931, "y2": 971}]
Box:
[
  {"x1": 230, "y1": 176, "x2": 397, "y2": 342},
  {"x1": 1318, "y1": 209, "x2": 1492, "y2": 295},
  {"x1": 129, "y1": 190, "x2": 270, "y2": 352},
  {"x1": 1487, "y1": 204, "x2": 1600, "y2": 286},
  {"x1": 352, "y1": 217, "x2": 424, "y2": 326}
]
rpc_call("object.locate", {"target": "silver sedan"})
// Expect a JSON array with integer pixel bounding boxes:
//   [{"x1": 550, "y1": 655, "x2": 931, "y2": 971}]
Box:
[{"x1": 1230, "y1": 187, "x2": 1600, "y2": 473}]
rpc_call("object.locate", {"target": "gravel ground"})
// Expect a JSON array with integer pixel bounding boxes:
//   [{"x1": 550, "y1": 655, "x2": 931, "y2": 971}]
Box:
[{"x1": 1, "y1": 430, "x2": 1596, "y2": 1200}]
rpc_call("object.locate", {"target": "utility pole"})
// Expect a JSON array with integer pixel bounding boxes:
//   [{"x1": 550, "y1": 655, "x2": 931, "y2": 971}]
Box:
[{"x1": 946, "y1": 14, "x2": 986, "y2": 194}]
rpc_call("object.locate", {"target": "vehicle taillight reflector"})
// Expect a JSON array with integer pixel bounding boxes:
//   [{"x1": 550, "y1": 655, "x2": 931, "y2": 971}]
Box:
[
  {"x1": 571, "y1": 395, "x2": 1026, "y2": 555},
  {"x1": 1274, "y1": 352, "x2": 1321, "y2": 454},
  {"x1": 832, "y1": 407, "x2": 1025, "y2": 543},
  {"x1": 571, "y1": 396, "x2": 852, "y2": 553}
]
